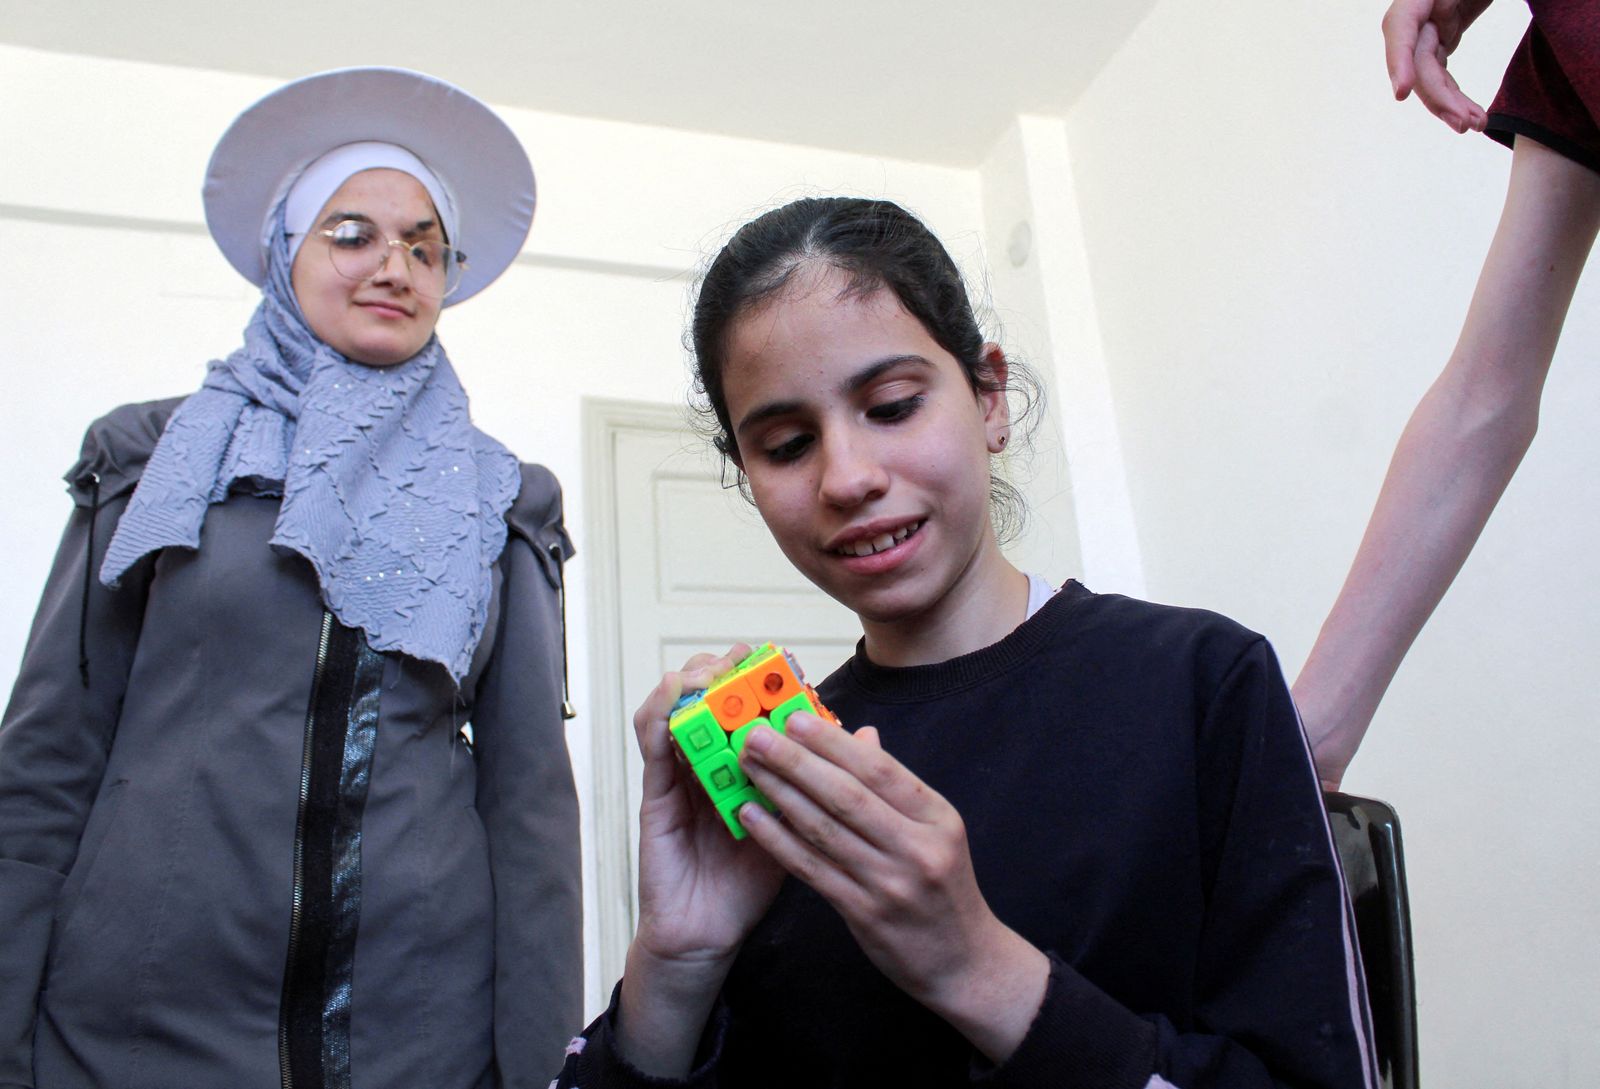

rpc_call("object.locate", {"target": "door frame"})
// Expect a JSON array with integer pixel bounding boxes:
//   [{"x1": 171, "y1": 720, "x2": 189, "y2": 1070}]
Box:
[{"x1": 582, "y1": 396, "x2": 694, "y2": 987}]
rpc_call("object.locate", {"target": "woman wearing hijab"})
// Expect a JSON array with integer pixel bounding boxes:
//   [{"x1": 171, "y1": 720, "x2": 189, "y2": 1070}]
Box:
[{"x1": 0, "y1": 68, "x2": 581, "y2": 1089}]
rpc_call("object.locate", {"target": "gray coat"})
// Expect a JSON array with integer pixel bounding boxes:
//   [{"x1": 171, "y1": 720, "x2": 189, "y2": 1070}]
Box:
[{"x1": 0, "y1": 399, "x2": 582, "y2": 1089}]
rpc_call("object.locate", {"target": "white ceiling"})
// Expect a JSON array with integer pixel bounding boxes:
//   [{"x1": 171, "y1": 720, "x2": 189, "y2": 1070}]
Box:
[{"x1": 0, "y1": 0, "x2": 1156, "y2": 165}]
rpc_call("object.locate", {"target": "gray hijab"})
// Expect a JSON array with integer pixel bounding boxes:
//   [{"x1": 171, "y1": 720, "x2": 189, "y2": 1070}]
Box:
[{"x1": 101, "y1": 201, "x2": 520, "y2": 682}]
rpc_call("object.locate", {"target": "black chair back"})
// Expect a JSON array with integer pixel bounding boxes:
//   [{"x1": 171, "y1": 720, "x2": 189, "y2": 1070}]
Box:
[{"x1": 1324, "y1": 791, "x2": 1419, "y2": 1089}]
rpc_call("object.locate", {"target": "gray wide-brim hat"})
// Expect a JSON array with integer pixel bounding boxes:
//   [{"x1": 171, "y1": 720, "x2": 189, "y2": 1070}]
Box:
[{"x1": 203, "y1": 66, "x2": 535, "y2": 306}]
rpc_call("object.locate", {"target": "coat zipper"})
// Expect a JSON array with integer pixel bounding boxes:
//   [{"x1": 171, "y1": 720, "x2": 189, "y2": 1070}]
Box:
[{"x1": 281, "y1": 611, "x2": 334, "y2": 1089}]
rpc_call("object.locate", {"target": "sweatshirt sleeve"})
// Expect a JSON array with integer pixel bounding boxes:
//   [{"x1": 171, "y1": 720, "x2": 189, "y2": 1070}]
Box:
[
  {"x1": 973, "y1": 637, "x2": 1376, "y2": 1089},
  {"x1": 553, "y1": 983, "x2": 727, "y2": 1089},
  {"x1": 470, "y1": 463, "x2": 585, "y2": 1088},
  {"x1": 0, "y1": 404, "x2": 166, "y2": 1088}
]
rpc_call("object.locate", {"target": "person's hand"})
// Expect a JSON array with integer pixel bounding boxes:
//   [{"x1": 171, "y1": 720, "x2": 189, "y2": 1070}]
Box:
[
  {"x1": 738, "y1": 714, "x2": 1048, "y2": 1062},
  {"x1": 1382, "y1": 0, "x2": 1495, "y2": 133},
  {"x1": 629, "y1": 644, "x2": 787, "y2": 970},
  {"x1": 617, "y1": 645, "x2": 789, "y2": 1076}
]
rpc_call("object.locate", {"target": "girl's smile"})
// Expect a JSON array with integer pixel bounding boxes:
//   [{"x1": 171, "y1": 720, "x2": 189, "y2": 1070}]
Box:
[
  {"x1": 828, "y1": 517, "x2": 925, "y2": 557},
  {"x1": 828, "y1": 517, "x2": 927, "y2": 578}
]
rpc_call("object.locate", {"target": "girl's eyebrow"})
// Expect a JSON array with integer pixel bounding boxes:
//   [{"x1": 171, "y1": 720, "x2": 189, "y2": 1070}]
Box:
[
  {"x1": 840, "y1": 354, "x2": 931, "y2": 395},
  {"x1": 735, "y1": 398, "x2": 802, "y2": 438},
  {"x1": 734, "y1": 355, "x2": 932, "y2": 438}
]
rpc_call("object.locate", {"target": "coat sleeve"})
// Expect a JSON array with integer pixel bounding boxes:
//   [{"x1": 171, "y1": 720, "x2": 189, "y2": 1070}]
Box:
[
  {"x1": 471, "y1": 463, "x2": 585, "y2": 1088},
  {"x1": 0, "y1": 403, "x2": 166, "y2": 1089},
  {"x1": 974, "y1": 636, "x2": 1377, "y2": 1089}
]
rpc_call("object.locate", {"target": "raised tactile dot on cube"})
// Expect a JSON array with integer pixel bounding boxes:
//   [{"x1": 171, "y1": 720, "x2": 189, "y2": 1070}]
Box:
[
  {"x1": 707, "y1": 675, "x2": 763, "y2": 731},
  {"x1": 752, "y1": 662, "x2": 802, "y2": 710},
  {"x1": 730, "y1": 717, "x2": 774, "y2": 755},
  {"x1": 692, "y1": 749, "x2": 748, "y2": 802},
  {"x1": 715, "y1": 786, "x2": 778, "y2": 840},
  {"x1": 669, "y1": 704, "x2": 727, "y2": 765}
]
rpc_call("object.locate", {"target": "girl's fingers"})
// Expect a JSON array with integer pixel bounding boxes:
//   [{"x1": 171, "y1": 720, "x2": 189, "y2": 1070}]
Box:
[
  {"x1": 786, "y1": 714, "x2": 946, "y2": 824},
  {"x1": 633, "y1": 674, "x2": 685, "y2": 807},
  {"x1": 679, "y1": 643, "x2": 752, "y2": 685},
  {"x1": 736, "y1": 791, "x2": 872, "y2": 913},
  {"x1": 741, "y1": 723, "x2": 900, "y2": 861},
  {"x1": 634, "y1": 644, "x2": 753, "y2": 753}
]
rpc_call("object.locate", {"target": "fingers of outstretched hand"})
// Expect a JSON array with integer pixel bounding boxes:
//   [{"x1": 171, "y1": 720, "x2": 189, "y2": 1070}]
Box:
[
  {"x1": 1414, "y1": 21, "x2": 1488, "y2": 132},
  {"x1": 1382, "y1": 0, "x2": 1434, "y2": 98}
]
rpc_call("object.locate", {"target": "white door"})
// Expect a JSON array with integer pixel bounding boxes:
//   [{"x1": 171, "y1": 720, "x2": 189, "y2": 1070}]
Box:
[{"x1": 583, "y1": 400, "x2": 860, "y2": 984}]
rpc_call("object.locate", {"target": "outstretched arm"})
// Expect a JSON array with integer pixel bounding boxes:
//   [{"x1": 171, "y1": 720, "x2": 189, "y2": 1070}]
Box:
[{"x1": 1296, "y1": 138, "x2": 1600, "y2": 787}]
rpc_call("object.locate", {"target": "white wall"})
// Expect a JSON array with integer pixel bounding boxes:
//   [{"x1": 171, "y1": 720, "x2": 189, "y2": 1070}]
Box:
[
  {"x1": 977, "y1": 117, "x2": 1142, "y2": 594},
  {"x1": 1065, "y1": 2, "x2": 1599, "y2": 1084}
]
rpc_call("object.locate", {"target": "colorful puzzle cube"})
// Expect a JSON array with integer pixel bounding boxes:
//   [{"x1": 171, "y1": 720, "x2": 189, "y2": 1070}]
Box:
[{"x1": 667, "y1": 643, "x2": 841, "y2": 839}]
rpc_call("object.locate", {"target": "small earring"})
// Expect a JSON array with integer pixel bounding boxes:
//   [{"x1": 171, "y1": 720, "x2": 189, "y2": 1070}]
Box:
[{"x1": 997, "y1": 433, "x2": 1008, "y2": 448}]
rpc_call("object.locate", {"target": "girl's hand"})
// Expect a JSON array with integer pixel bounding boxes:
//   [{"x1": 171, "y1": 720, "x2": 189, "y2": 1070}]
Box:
[
  {"x1": 737, "y1": 715, "x2": 1049, "y2": 1064},
  {"x1": 617, "y1": 645, "x2": 788, "y2": 1077}
]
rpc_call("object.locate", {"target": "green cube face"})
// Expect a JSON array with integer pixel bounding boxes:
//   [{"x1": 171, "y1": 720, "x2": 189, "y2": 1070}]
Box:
[
  {"x1": 693, "y1": 749, "x2": 748, "y2": 802},
  {"x1": 769, "y1": 691, "x2": 820, "y2": 732},
  {"x1": 714, "y1": 786, "x2": 778, "y2": 840},
  {"x1": 669, "y1": 704, "x2": 727, "y2": 765},
  {"x1": 729, "y1": 716, "x2": 774, "y2": 755}
]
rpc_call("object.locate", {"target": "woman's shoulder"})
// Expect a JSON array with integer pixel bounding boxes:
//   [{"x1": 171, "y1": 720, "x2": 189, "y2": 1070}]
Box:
[
  {"x1": 64, "y1": 396, "x2": 190, "y2": 506},
  {"x1": 504, "y1": 463, "x2": 566, "y2": 542},
  {"x1": 504, "y1": 462, "x2": 576, "y2": 581}
]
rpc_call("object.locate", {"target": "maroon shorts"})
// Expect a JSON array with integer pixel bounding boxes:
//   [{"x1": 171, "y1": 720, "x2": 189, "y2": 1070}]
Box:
[{"x1": 1486, "y1": 0, "x2": 1600, "y2": 175}]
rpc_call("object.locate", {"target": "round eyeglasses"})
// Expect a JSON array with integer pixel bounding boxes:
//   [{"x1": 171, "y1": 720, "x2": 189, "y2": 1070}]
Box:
[{"x1": 314, "y1": 220, "x2": 467, "y2": 300}]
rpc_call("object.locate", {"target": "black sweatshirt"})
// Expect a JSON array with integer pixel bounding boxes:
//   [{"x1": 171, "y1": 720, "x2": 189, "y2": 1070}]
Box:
[{"x1": 560, "y1": 582, "x2": 1376, "y2": 1089}]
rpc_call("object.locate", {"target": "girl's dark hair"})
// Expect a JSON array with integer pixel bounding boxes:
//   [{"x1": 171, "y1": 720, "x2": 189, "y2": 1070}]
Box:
[{"x1": 689, "y1": 196, "x2": 1037, "y2": 542}]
